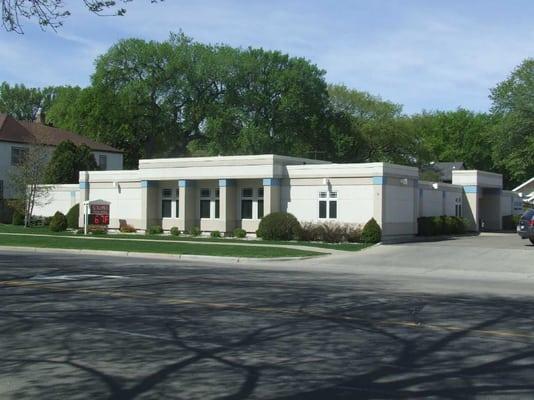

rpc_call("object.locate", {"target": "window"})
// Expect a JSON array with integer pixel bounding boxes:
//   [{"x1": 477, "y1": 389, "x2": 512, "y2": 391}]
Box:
[
  {"x1": 11, "y1": 147, "x2": 28, "y2": 166},
  {"x1": 257, "y1": 188, "x2": 264, "y2": 219},
  {"x1": 455, "y1": 197, "x2": 462, "y2": 217},
  {"x1": 319, "y1": 191, "x2": 337, "y2": 219},
  {"x1": 200, "y1": 188, "x2": 211, "y2": 218},
  {"x1": 99, "y1": 154, "x2": 107, "y2": 170},
  {"x1": 215, "y1": 189, "x2": 220, "y2": 219},
  {"x1": 241, "y1": 188, "x2": 253, "y2": 219},
  {"x1": 0, "y1": 180, "x2": 3, "y2": 200},
  {"x1": 161, "y1": 188, "x2": 173, "y2": 218}
]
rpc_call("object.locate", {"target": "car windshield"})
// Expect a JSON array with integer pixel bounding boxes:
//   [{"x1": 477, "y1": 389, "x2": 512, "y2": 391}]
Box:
[{"x1": 521, "y1": 210, "x2": 534, "y2": 220}]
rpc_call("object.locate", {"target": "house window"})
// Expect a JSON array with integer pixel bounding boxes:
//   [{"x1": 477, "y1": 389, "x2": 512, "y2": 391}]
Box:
[
  {"x1": 11, "y1": 147, "x2": 28, "y2": 166},
  {"x1": 455, "y1": 197, "x2": 462, "y2": 217},
  {"x1": 241, "y1": 188, "x2": 253, "y2": 219},
  {"x1": 161, "y1": 188, "x2": 172, "y2": 218},
  {"x1": 200, "y1": 188, "x2": 211, "y2": 218},
  {"x1": 215, "y1": 189, "x2": 220, "y2": 219},
  {"x1": 319, "y1": 191, "x2": 337, "y2": 219},
  {"x1": 257, "y1": 188, "x2": 264, "y2": 219},
  {"x1": 99, "y1": 155, "x2": 107, "y2": 170}
]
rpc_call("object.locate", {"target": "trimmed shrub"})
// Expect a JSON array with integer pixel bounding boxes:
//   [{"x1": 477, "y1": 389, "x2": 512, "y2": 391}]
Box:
[
  {"x1": 257, "y1": 212, "x2": 302, "y2": 241},
  {"x1": 120, "y1": 224, "x2": 137, "y2": 233},
  {"x1": 89, "y1": 225, "x2": 107, "y2": 235},
  {"x1": 361, "y1": 218, "x2": 382, "y2": 243},
  {"x1": 170, "y1": 227, "x2": 180, "y2": 236},
  {"x1": 12, "y1": 211, "x2": 25, "y2": 226},
  {"x1": 189, "y1": 226, "x2": 201, "y2": 236},
  {"x1": 49, "y1": 211, "x2": 68, "y2": 232},
  {"x1": 43, "y1": 216, "x2": 52, "y2": 226},
  {"x1": 66, "y1": 204, "x2": 79, "y2": 229},
  {"x1": 147, "y1": 225, "x2": 163, "y2": 235},
  {"x1": 210, "y1": 230, "x2": 222, "y2": 238},
  {"x1": 233, "y1": 227, "x2": 247, "y2": 238}
]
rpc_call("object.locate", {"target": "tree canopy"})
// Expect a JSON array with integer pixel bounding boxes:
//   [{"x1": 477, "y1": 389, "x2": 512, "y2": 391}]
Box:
[{"x1": 3, "y1": 35, "x2": 534, "y2": 188}]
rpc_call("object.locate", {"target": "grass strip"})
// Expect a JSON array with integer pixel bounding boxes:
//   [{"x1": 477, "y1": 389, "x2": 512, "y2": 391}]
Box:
[
  {"x1": 0, "y1": 234, "x2": 322, "y2": 258},
  {"x1": 0, "y1": 224, "x2": 371, "y2": 252}
]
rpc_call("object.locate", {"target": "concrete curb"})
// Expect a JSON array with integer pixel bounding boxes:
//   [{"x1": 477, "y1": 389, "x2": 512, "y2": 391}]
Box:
[{"x1": 0, "y1": 245, "x2": 322, "y2": 264}]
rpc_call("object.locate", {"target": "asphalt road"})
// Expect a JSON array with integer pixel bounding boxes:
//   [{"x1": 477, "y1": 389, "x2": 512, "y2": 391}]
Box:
[{"x1": 1, "y1": 234, "x2": 533, "y2": 399}]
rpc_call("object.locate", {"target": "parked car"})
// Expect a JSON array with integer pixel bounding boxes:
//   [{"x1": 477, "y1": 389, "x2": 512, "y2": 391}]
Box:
[{"x1": 517, "y1": 209, "x2": 534, "y2": 244}]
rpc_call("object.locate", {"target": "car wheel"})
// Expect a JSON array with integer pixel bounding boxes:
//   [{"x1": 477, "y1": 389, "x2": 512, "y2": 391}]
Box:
[{"x1": 530, "y1": 238, "x2": 534, "y2": 245}]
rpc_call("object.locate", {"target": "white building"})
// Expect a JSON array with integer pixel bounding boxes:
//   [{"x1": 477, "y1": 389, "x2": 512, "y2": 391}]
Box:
[
  {"x1": 0, "y1": 113, "x2": 123, "y2": 200},
  {"x1": 34, "y1": 154, "x2": 523, "y2": 240}
]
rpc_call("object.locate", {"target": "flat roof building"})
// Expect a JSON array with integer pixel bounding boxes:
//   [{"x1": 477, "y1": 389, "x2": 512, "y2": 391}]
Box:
[{"x1": 34, "y1": 154, "x2": 523, "y2": 240}]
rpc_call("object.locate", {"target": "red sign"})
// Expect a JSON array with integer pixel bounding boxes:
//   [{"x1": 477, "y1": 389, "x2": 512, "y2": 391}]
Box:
[
  {"x1": 89, "y1": 214, "x2": 109, "y2": 225},
  {"x1": 90, "y1": 204, "x2": 110, "y2": 215}
]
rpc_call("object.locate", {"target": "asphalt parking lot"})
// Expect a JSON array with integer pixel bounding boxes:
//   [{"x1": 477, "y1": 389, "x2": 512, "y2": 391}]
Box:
[{"x1": 1, "y1": 234, "x2": 534, "y2": 399}]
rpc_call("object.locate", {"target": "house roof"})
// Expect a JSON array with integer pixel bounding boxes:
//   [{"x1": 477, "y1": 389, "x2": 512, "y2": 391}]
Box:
[
  {"x1": 0, "y1": 113, "x2": 122, "y2": 154},
  {"x1": 513, "y1": 177, "x2": 534, "y2": 193}
]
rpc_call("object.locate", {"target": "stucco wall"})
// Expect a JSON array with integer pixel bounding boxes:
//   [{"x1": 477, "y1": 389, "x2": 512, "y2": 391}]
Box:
[
  {"x1": 32, "y1": 184, "x2": 80, "y2": 217},
  {"x1": 92, "y1": 151, "x2": 124, "y2": 171},
  {"x1": 281, "y1": 178, "x2": 374, "y2": 225}
]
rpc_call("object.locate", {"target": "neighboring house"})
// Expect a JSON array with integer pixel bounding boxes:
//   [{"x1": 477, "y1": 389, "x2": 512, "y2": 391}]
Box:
[
  {"x1": 0, "y1": 113, "x2": 123, "y2": 199},
  {"x1": 513, "y1": 177, "x2": 534, "y2": 205},
  {"x1": 32, "y1": 154, "x2": 523, "y2": 238},
  {"x1": 422, "y1": 162, "x2": 465, "y2": 183}
]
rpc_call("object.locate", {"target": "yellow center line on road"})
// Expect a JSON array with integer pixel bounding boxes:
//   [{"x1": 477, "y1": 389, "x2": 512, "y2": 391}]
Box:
[{"x1": 2, "y1": 279, "x2": 533, "y2": 341}]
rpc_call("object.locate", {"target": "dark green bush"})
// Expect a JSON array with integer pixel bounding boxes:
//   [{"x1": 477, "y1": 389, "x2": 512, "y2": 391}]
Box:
[
  {"x1": 43, "y1": 216, "x2": 52, "y2": 226},
  {"x1": 257, "y1": 212, "x2": 302, "y2": 241},
  {"x1": 147, "y1": 225, "x2": 163, "y2": 235},
  {"x1": 170, "y1": 227, "x2": 180, "y2": 236},
  {"x1": 49, "y1": 211, "x2": 68, "y2": 232},
  {"x1": 189, "y1": 226, "x2": 201, "y2": 236},
  {"x1": 12, "y1": 211, "x2": 25, "y2": 225},
  {"x1": 360, "y1": 218, "x2": 382, "y2": 243},
  {"x1": 418, "y1": 216, "x2": 466, "y2": 236},
  {"x1": 210, "y1": 230, "x2": 222, "y2": 238},
  {"x1": 66, "y1": 204, "x2": 79, "y2": 229},
  {"x1": 233, "y1": 227, "x2": 247, "y2": 238}
]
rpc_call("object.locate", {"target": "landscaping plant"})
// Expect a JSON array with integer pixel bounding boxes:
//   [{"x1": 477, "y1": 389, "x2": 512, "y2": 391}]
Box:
[
  {"x1": 360, "y1": 218, "x2": 382, "y2": 243},
  {"x1": 257, "y1": 212, "x2": 301, "y2": 241},
  {"x1": 49, "y1": 211, "x2": 68, "y2": 232}
]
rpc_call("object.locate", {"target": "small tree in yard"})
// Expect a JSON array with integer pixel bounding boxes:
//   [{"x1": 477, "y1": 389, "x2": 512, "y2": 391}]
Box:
[
  {"x1": 8, "y1": 143, "x2": 51, "y2": 227},
  {"x1": 361, "y1": 218, "x2": 382, "y2": 243}
]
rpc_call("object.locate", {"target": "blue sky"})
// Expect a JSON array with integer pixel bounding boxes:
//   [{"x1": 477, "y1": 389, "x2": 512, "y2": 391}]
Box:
[{"x1": 1, "y1": 0, "x2": 533, "y2": 114}]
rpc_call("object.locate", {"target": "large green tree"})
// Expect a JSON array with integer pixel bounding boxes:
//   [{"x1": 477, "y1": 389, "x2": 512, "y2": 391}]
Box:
[
  {"x1": 408, "y1": 109, "x2": 496, "y2": 171},
  {"x1": 490, "y1": 58, "x2": 534, "y2": 188},
  {"x1": 327, "y1": 84, "x2": 418, "y2": 164},
  {"x1": 45, "y1": 140, "x2": 98, "y2": 184},
  {"x1": 0, "y1": 82, "x2": 61, "y2": 121}
]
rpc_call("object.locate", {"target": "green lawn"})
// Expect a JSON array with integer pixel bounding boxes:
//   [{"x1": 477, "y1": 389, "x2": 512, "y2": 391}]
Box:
[
  {"x1": 0, "y1": 231, "x2": 322, "y2": 258},
  {"x1": 0, "y1": 224, "x2": 372, "y2": 252}
]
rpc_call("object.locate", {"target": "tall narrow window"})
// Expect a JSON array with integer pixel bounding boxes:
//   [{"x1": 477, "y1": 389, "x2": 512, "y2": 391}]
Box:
[
  {"x1": 257, "y1": 188, "x2": 264, "y2": 219},
  {"x1": 161, "y1": 189, "x2": 172, "y2": 218},
  {"x1": 241, "y1": 188, "x2": 253, "y2": 219},
  {"x1": 318, "y1": 191, "x2": 337, "y2": 219},
  {"x1": 0, "y1": 180, "x2": 3, "y2": 199},
  {"x1": 200, "y1": 188, "x2": 211, "y2": 218},
  {"x1": 215, "y1": 189, "x2": 220, "y2": 219},
  {"x1": 99, "y1": 154, "x2": 108, "y2": 170}
]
